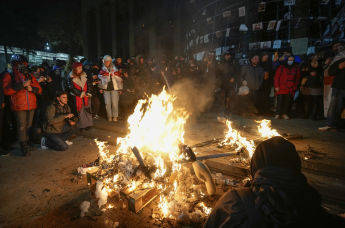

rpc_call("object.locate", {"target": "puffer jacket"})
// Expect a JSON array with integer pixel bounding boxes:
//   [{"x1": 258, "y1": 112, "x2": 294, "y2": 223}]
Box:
[
  {"x1": 274, "y1": 64, "x2": 301, "y2": 95},
  {"x1": 2, "y1": 69, "x2": 42, "y2": 111}
]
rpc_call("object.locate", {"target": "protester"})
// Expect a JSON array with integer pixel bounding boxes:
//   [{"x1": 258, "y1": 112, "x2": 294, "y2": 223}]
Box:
[
  {"x1": 323, "y1": 56, "x2": 335, "y2": 118},
  {"x1": 115, "y1": 57, "x2": 126, "y2": 71},
  {"x1": 120, "y1": 68, "x2": 136, "y2": 117},
  {"x1": 301, "y1": 59, "x2": 324, "y2": 120},
  {"x1": 0, "y1": 77, "x2": 5, "y2": 155},
  {"x1": 274, "y1": 56, "x2": 301, "y2": 119},
  {"x1": 135, "y1": 56, "x2": 151, "y2": 97},
  {"x1": 202, "y1": 54, "x2": 217, "y2": 82},
  {"x1": 68, "y1": 62, "x2": 93, "y2": 130},
  {"x1": 90, "y1": 67, "x2": 101, "y2": 119},
  {"x1": 258, "y1": 53, "x2": 274, "y2": 115},
  {"x1": 42, "y1": 91, "x2": 77, "y2": 151},
  {"x1": 185, "y1": 58, "x2": 199, "y2": 81},
  {"x1": 240, "y1": 54, "x2": 264, "y2": 91},
  {"x1": 32, "y1": 65, "x2": 55, "y2": 133},
  {"x1": 319, "y1": 57, "x2": 345, "y2": 130},
  {"x1": 52, "y1": 60, "x2": 66, "y2": 92},
  {"x1": 153, "y1": 57, "x2": 172, "y2": 93},
  {"x1": 216, "y1": 51, "x2": 238, "y2": 114},
  {"x1": 127, "y1": 58, "x2": 136, "y2": 78},
  {"x1": 239, "y1": 54, "x2": 264, "y2": 114},
  {"x1": 2, "y1": 54, "x2": 42, "y2": 156},
  {"x1": 62, "y1": 56, "x2": 76, "y2": 90},
  {"x1": 135, "y1": 56, "x2": 148, "y2": 80},
  {"x1": 98, "y1": 55, "x2": 123, "y2": 122},
  {"x1": 204, "y1": 136, "x2": 345, "y2": 228}
]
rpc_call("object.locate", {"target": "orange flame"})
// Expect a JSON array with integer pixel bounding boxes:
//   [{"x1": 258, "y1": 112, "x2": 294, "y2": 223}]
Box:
[{"x1": 221, "y1": 120, "x2": 255, "y2": 158}]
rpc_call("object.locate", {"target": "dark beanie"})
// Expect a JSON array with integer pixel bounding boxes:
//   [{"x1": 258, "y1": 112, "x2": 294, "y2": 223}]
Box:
[{"x1": 250, "y1": 136, "x2": 301, "y2": 177}]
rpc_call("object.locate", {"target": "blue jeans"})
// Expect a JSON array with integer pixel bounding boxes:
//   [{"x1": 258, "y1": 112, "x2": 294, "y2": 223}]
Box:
[
  {"x1": 103, "y1": 90, "x2": 119, "y2": 119},
  {"x1": 327, "y1": 88, "x2": 345, "y2": 127},
  {"x1": 46, "y1": 125, "x2": 72, "y2": 151}
]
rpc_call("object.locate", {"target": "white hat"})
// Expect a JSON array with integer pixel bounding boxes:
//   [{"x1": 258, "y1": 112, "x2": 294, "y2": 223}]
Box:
[{"x1": 103, "y1": 55, "x2": 113, "y2": 62}]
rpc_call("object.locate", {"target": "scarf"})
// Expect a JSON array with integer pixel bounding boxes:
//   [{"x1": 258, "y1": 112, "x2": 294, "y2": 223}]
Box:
[{"x1": 71, "y1": 73, "x2": 88, "y2": 112}]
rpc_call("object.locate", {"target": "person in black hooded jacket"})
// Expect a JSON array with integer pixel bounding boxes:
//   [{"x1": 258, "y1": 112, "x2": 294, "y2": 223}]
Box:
[
  {"x1": 204, "y1": 136, "x2": 345, "y2": 228},
  {"x1": 319, "y1": 57, "x2": 345, "y2": 130},
  {"x1": 258, "y1": 53, "x2": 274, "y2": 115},
  {"x1": 301, "y1": 59, "x2": 324, "y2": 120}
]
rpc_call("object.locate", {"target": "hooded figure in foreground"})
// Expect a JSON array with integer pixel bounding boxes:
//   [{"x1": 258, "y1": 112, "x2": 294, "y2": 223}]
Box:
[{"x1": 204, "y1": 137, "x2": 345, "y2": 228}]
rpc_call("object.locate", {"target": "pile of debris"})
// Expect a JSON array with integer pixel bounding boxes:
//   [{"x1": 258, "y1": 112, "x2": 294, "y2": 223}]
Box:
[{"x1": 76, "y1": 90, "x2": 218, "y2": 225}]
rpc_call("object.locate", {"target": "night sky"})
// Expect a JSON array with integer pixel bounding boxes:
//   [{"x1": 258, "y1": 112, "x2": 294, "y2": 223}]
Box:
[{"x1": 0, "y1": 0, "x2": 82, "y2": 55}]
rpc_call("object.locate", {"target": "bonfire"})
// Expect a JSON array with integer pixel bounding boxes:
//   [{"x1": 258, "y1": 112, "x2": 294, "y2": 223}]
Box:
[
  {"x1": 85, "y1": 88, "x2": 281, "y2": 224},
  {"x1": 92, "y1": 89, "x2": 212, "y2": 223}
]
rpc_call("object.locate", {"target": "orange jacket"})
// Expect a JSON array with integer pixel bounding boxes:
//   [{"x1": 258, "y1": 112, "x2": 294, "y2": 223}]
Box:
[{"x1": 2, "y1": 69, "x2": 42, "y2": 111}]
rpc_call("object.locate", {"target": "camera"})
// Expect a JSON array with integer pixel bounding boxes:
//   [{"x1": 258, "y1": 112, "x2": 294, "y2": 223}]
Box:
[{"x1": 17, "y1": 64, "x2": 30, "y2": 75}]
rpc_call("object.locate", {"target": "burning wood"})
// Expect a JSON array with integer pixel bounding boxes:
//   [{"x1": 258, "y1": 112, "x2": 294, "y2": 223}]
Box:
[
  {"x1": 121, "y1": 186, "x2": 160, "y2": 213},
  {"x1": 220, "y1": 120, "x2": 256, "y2": 158},
  {"x1": 89, "y1": 89, "x2": 214, "y2": 222},
  {"x1": 81, "y1": 89, "x2": 301, "y2": 223},
  {"x1": 131, "y1": 147, "x2": 152, "y2": 179},
  {"x1": 256, "y1": 119, "x2": 280, "y2": 138}
]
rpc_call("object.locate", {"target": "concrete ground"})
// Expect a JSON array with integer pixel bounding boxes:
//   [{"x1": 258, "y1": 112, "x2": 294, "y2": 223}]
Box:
[{"x1": 0, "y1": 113, "x2": 344, "y2": 227}]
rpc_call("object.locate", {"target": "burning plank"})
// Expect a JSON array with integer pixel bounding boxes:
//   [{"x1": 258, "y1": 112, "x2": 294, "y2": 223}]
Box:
[
  {"x1": 121, "y1": 187, "x2": 160, "y2": 213},
  {"x1": 85, "y1": 88, "x2": 302, "y2": 221},
  {"x1": 88, "y1": 89, "x2": 214, "y2": 220}
]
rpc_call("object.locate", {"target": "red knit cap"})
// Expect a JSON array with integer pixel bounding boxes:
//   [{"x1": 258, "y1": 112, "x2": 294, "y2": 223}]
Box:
[{"x1": 72, "y1": 62, "x2": 83, "y2": 69}]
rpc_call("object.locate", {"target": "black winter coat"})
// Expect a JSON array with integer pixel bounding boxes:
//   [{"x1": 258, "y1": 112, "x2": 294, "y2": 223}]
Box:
[
  {"x1": 305, "y1": 67, "x2": 323, "y2": 89},
  {"x1": 329, "y1": 58, "x2": 345, "y2": 90},
  {"x1": 217, "y1": 60, "x2": 239, "y2": 91},
  {"x1": 204, "y1": 167, "x2": 345, "y2": 228}
]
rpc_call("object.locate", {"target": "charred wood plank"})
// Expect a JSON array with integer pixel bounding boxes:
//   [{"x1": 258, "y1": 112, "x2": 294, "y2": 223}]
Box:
[{"x1": 121, "y1": 187, "x2": 160, "y2": 213}]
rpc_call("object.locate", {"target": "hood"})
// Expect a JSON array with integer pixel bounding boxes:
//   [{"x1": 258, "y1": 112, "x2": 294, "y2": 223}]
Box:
[{"x1": 251, "y1": 166, "x2": 322, "y2": 226}]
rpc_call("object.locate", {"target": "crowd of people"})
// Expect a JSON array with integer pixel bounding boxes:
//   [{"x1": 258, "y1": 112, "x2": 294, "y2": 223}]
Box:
[{"x1": 0, "y1": 41, "x2": 345, "y2": 156}]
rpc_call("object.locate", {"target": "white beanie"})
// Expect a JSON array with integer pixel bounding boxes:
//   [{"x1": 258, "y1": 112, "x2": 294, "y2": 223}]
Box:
[{"x1": 103, "y1": 55, "x2": 113, "y2": 62}]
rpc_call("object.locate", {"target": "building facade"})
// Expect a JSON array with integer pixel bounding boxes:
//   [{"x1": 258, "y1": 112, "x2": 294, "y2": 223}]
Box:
[{"x1": 183, "y1": 0, "x2": 345, "y2": 60}]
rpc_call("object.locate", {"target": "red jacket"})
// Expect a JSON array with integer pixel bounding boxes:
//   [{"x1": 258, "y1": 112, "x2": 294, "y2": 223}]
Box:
[
  {"x1": 2, "y1": 69, "x2": 42, "y2": 111},
  {"x1": 274, "y1": 65, "x2": 301, "y2": 96}
]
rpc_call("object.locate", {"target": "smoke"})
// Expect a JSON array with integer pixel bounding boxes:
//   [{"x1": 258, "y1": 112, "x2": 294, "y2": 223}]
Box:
[{"x1": 171, "y1": 75, "x2": 216, "y2": 118}]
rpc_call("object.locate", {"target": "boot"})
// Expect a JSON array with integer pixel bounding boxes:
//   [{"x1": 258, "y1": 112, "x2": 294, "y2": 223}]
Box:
[
  {"x1": 20, "y1": 142, "x2": 30, "y2": 156},
  {"x1": 27, "y1": 141, "x2": 34, "y2": 151}
]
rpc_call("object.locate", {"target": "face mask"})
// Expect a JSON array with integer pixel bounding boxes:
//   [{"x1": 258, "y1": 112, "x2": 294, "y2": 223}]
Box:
[{"x1": 287, "y1": 61, "x2": 294, "y2": 66}]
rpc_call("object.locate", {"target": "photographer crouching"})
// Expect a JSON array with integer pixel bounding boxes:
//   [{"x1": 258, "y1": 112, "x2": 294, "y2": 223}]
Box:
[{"x1": 42, "y1": 91, "x2": 77, "y2": 151}]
